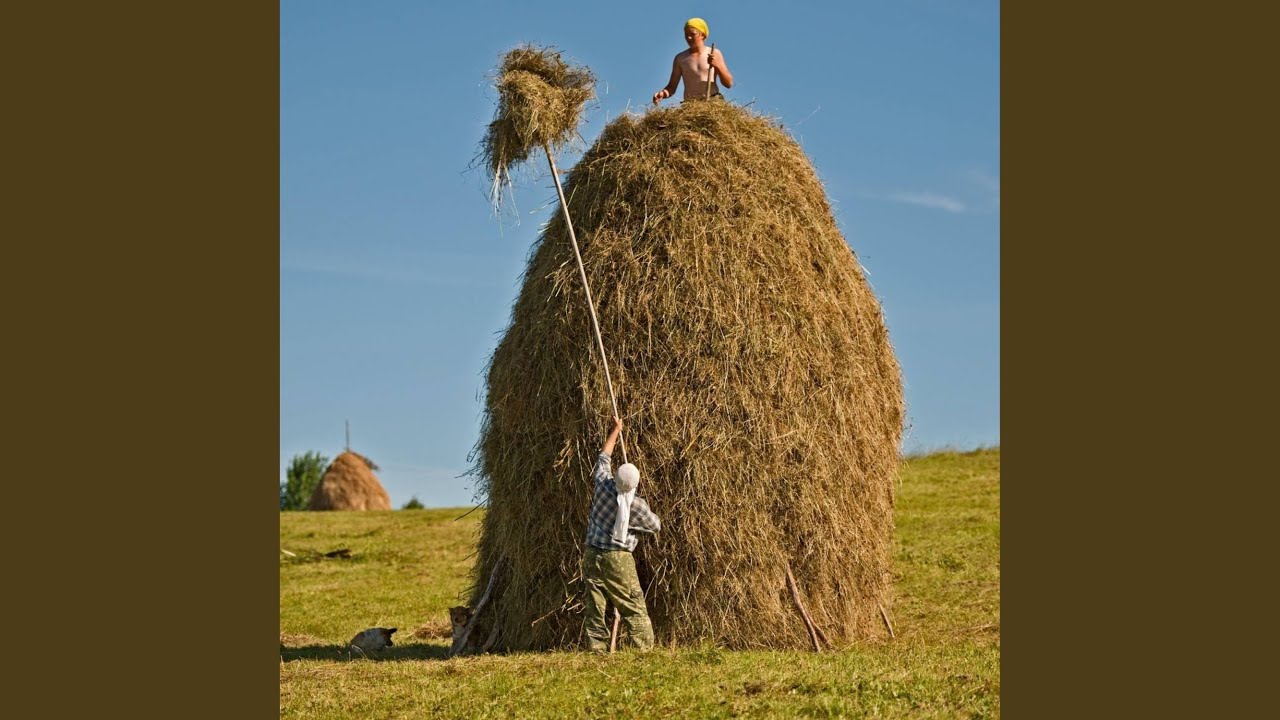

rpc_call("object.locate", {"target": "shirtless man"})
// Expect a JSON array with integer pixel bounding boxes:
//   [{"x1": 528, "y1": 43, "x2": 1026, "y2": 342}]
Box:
[{"x1": 652, "y1": 17, "x2": 734, "y2": 104}]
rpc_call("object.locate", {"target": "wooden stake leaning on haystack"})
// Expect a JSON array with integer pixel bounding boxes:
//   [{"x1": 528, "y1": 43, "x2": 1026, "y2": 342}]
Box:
[
  {"x1": 449, "y1": 556, "x2": 505, "y2": 657},
  {"x1": 478, "y1": 44, "x2": 632, "y2": 652},
  {"x1": 785, "y1": 563, "x2": 828, "y2": 652}
]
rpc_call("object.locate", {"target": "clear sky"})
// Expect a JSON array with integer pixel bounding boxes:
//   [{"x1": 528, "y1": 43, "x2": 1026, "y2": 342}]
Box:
[{"x1": 281, "y1": 1, "x2": 1000, "y2": 508}]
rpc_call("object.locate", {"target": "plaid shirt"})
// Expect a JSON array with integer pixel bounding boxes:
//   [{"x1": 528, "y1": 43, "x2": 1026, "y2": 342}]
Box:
[{"x1": 585, "y1": 453, "x2": 661, "y2": 552}]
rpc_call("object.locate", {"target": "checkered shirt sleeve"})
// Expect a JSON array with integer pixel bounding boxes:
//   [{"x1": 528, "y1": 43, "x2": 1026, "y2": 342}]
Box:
[{"x1": 626, "y1": 496, "x2": 662, "y2": 535}]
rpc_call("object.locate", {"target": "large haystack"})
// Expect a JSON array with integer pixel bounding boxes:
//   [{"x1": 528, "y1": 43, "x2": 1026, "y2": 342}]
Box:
[
  {"x1": 469, "y1": 100, "x2": 904, "y2": 651},
  {"x1": 308, "y1": 451, "x2": 391, "y2": 511}
]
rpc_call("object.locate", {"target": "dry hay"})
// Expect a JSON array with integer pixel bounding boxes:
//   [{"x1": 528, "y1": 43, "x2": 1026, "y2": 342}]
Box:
[
  {"x1": 412, "y1": 618, "x2": 452, "y2": 640},
  {"x1": 308, "y1": 451, "x2": 391, "y2": 511},
  {"x1": 479, "y1": 45, "x2": 595, "y2": 196},
  {"x1": 468, "y1": 98, "x2": 904, "y2": 651},
  {"x1": 279, "y1": 632, "x2": 325, "y2": 648}
]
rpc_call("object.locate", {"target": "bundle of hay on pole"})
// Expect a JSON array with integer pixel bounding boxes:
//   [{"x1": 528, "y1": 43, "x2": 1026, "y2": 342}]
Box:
[
  {"x1": 466, "y1": 51, "x2": 903, "y2": 651},
  {"x1": 480, "y1": 44, "x2": 595, "y2": 202},
  {"x1": 308, "y1": 451, "x2": 391, "y2": 511}
]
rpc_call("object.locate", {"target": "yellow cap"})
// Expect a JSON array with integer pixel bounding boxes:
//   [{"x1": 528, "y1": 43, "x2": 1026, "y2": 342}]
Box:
[{"x1": 685, "y1": 18, "x2": 709, "y2": 38}]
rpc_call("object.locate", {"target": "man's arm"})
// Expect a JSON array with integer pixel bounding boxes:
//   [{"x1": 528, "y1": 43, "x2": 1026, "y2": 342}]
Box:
[
  {"x1": 653, "y1": 56, "x2": 682, "y2": 104},
  {"x1": 628, "y1": 497, "x2": 662, "y2": 535},
  {"x1": 601, "y1": 416, "x2": 623, "y2": 457},
  {"x1": 709, "y1": 48, "x2": 733, "y2": 89}
]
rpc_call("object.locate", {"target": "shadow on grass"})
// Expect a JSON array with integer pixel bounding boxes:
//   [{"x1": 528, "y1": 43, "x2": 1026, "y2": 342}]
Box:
[{"x1": 281, "y1": 643, "x2": 451, "y2": 662}]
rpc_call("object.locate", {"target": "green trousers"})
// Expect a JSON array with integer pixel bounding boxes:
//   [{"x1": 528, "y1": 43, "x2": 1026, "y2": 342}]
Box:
[{"x1": 582, "y1": 545, "x2": 654, "y2": 650}]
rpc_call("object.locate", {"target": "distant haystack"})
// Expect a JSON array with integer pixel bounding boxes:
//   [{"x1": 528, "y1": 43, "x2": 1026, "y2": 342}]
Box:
[{"x1": 308, "y1": 451, "x2": 391, "y2": 511}]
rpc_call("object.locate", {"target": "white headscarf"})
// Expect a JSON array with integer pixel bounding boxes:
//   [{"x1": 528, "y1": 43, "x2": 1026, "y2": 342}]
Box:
[{"x1": 611, "y1": 463, "x2": 640, "y2": 544}]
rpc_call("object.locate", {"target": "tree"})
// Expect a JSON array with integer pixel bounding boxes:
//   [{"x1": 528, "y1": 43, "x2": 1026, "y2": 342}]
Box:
[
  {"x1": 280, "y1": 451, "x2": 329, "y2": 511},
  {"x1": 401, "y1": 496, "x2": 425, "y2": 510}
]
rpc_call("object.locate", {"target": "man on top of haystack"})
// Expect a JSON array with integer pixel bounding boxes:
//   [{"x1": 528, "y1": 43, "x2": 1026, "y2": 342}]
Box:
[{"x1": 653, "y1": 17, "x2": 735, "y2": 104}]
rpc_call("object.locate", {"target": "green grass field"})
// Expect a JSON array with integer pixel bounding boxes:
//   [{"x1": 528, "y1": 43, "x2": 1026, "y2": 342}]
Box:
[{"x1": 280, "y1": 448, "x2": 999, "y2": 718}]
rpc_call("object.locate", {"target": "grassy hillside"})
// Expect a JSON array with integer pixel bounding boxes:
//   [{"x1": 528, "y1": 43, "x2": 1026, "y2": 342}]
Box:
[{"x1": 280, "y1": 448, "x2": 999, "y2": 718}]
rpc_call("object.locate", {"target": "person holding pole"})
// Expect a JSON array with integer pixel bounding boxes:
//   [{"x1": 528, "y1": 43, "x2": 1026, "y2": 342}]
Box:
[
  {"x1": 653, "y1": 17, "x2": 734, "y2": 104},
  {"x1": 582, "y1": 416, "x2": 661, "y2": 651}
]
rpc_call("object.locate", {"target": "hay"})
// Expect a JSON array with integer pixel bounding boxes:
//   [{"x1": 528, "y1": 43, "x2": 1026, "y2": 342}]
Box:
[
  {"x1": 479, "y1": 45, "x2": 595, "y2": 194},
  {"x1": 412, "y1": 619, "x2": 452, "y2": 640},
  {"x1": 308, "y1": 451, "x2": 392, "y2": 511},
  {"x1": 279, "y1": 632, "x2": 325, "y2": 647},
  {"x1": 468, "y1": 99, "x2": 904, "y2": 651}
]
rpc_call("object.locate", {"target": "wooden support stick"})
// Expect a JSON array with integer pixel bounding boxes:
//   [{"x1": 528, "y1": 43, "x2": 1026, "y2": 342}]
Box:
[
  {"x1": 609, "y1": 608, "x2": 622, "y2": 652},
  {"x1": 481, "y1": 618, "x2": 502, "y2": 653},
  {"x1": 878, "y1": 602, "x2": 896, "y2": 639},
  {"x1": 813, "y1": 620, "x2": 831, "y2": 648},
  {"x1": 450, "y1": 556, "x2": 504, "y2": 657},
  {"x1": 785, "y1": 563, "x2": 823, "y2": 652}
]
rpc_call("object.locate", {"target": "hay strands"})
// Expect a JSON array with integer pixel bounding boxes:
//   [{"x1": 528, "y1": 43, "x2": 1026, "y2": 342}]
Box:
[
  {"x1": 479, "y1": 45, "x2": 595, "y2": 210},
  {"x1": 449, "y1": 555, "x2": 506, "y2": 658},
  {"x1": 543, "y1": 141, "x2": 628, "y2": 464},
  {"x1": 530, "y1": 594, "x2": 581, "y2": 627},
  {"x1": 785, "y1": 563, "x2": 825, "y2": 652},
  {"x1": 481, "y1": 616, "x2": 502, "y2": 653}
]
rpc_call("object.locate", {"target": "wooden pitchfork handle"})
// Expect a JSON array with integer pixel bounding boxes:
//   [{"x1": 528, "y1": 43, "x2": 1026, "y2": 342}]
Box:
[{"x1": 705, "y1": 43, "x2": 717, "y2": 99}]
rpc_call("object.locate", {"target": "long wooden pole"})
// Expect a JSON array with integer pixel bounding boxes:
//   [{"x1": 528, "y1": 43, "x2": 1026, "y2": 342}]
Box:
[
  {"x1": 705, "y1": 42, "x2": 717, "y2": 100},
  {"x1": 543, "y1": 144, "x2": 628, "y2": 464}
]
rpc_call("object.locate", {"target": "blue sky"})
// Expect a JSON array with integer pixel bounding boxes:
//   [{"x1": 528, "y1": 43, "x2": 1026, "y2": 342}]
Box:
[{"x1": 281, "y1": 1, "x2": 1000, "y2": 507}]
